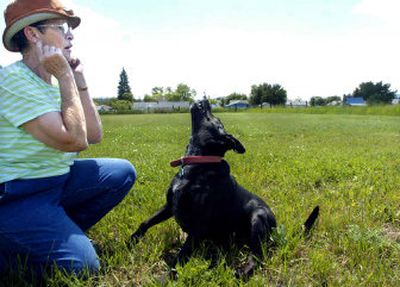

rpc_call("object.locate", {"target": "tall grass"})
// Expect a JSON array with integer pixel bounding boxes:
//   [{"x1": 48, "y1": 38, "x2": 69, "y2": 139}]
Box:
[{"x1": 3, "y1": 111, "x2": 400, "y2": 286}]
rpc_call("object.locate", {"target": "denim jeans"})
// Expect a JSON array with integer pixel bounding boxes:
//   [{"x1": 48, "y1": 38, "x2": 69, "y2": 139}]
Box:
[{"x1": 0, "y1": 158, "x2": 136, "y2": 276}]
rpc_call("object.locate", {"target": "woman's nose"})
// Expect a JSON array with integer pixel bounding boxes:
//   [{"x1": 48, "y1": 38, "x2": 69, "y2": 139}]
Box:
[{"x1": 66, "y1": 29, "x2": 73, "y2": 41}]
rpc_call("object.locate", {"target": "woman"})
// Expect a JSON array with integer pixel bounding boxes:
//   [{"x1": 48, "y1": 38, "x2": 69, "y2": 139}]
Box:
[{"x1": 0, "y1": 0, "x2": 136, "y2": 276}]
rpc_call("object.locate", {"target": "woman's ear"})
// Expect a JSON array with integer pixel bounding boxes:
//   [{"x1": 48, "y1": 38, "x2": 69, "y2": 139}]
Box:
[{"x1": 23, "y1": 26, "x2": 40, "y2": 44}]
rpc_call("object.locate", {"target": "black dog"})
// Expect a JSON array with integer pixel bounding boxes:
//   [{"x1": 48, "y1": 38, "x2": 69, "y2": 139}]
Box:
[{"x1": 130, "y1": 99, "x2": 319, "y2": 277}]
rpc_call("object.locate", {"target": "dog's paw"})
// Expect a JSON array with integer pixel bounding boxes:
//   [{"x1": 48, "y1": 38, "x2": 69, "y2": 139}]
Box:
[
  {"x1": 126, "y1": 232, "x2": 142, "y2": 248},
  {"x1": 235, "y1": 259, "x2": 256, "y2": 279},
  {"x1": 168, "y1": 268, "x2": 178, "y2": 280}
]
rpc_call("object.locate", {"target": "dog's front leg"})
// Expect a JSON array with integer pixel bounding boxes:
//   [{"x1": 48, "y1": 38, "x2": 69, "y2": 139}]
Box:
[
  {"x1": 174, "y1": 235, "x2": 200, "y2": 266},
  {"x1": 164, "y1": 235, "x2": 201, "y2": 280},
  {"x1": 238, "y1": 210, "x2": 273, "y2": 278},
  {"x1": 129, "y1": 203, "x2": 173, "y2": 245}
]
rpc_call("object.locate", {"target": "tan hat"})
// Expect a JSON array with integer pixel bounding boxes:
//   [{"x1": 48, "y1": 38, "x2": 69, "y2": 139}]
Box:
[{"x1": 3, "y1": 0, "x2": 81, "y2": 52}]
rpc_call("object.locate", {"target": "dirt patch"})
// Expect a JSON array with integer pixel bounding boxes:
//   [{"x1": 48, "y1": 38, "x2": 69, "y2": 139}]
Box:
[{"x1": 382, "y1": 223, "x2": 400, "y2": 243}]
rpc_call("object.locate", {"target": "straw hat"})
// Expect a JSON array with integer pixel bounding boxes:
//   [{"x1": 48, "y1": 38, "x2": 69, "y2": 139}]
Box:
[{"x1": 2, "y1": 0, "x2": 81, "y2": 52}]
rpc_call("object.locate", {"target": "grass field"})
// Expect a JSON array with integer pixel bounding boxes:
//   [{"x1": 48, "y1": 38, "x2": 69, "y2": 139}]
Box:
[{"x1": 5, "y1": 111, "x2": 400, "y2": 286}]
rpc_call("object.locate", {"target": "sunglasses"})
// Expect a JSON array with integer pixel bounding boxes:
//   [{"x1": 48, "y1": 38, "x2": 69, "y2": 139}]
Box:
[{"x1": 36, "y1": 23, "x2": 71, "y2": 35}]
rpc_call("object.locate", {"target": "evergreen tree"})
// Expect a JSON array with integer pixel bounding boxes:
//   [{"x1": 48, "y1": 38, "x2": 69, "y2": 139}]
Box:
[{"x1": 117, "y1": 68, "x2": 133, "y2": 100}]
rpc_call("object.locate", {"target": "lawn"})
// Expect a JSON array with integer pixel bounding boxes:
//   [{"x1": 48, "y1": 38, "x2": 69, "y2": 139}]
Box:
[{"x1": 5, "y1": 111, "x2": 400, "y2": 286}]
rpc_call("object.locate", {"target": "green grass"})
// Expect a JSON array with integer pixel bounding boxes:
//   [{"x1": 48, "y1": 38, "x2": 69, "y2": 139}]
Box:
[
  {"x1": 248, "y1": 104, "x2": 400, "y2": 116},
  {"x1": 4, "y1": 111, "x2": 400, "y2": 286}
]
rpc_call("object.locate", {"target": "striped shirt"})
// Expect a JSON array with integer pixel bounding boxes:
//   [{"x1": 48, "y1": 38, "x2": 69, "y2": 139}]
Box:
[{"x1": 0, "y1": 61, "x2": 76, "y2": 183}]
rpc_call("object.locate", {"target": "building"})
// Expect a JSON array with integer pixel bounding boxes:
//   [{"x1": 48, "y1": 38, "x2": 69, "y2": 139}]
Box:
[
  {"x1": 344, "y1": 97, "x2": 366, "y2": 106},
  {"x1": 286, "y1": 99, "x2": 308, "y2": 107},
  {"x1": 224, "y1": 100, "x2": 250, "y2": 109},
  {"x1": 392, "y1": 94, "x2": 400, "y2": 104},
  {"x1": 96, "y1": 105, "x2": 113, "y2": 112},
  {"x1": 132, "y1": 101, "x2": 191, "y2": 111}
]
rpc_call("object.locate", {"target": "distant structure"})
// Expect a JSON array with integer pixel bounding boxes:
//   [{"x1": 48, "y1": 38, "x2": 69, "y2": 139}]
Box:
[
  {"x1": 392, "y1": 94, "x2": 400, "y2": 104},
  {"x1": 224, "y1": 100, "x2": 250, "y2": 109},
  {"x1": 286, "y1": 99, "x2": 308, "y2": 107},
  {"x1": 132, "y1": 101, "x2": 190, "y2": 111},
  {"x1": 344, "y1": 97, "x2": 367, "y2": 106},
  {"x1": 96, "y1": 105, "x2": 113, "y2": 112}
]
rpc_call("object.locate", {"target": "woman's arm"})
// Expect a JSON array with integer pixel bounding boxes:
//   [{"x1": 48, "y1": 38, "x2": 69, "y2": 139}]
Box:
[
  {"x1": 70, "y1": 58, "x2": 103, "y2": 144},
  {"x1": 22, "y1": 44, "x2": 88, "y2": 152}
]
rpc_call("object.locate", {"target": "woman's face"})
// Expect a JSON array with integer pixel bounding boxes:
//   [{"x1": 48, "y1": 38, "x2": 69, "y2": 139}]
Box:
[{"x1": 35, "y1": 19, "x2": 74, "y2": 61}]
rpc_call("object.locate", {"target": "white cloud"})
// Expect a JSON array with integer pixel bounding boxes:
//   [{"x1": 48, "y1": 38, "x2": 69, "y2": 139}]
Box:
[{"x1": 353, "y1": 0, "x2": 400, "y2": 22}]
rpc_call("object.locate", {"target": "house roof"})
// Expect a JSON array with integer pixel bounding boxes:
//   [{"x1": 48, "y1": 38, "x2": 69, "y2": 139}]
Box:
[
  {"x1": 225, "y1": 100, "x2": 249, "y2": 107},
  {"x1": 286, "y1": 99, "x2": 307, "y2": 106},
  {"x1": 345, "y1": 97, "x2": 366, "y2": 105},
  {"x1": 133, "y1": 101, "x2": 191, "y2": 110}
]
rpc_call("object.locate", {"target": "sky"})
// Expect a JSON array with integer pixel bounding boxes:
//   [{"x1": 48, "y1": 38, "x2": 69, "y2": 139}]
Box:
[{"x1": 1, "y1": 0, "x2": 400, "y2": 101}]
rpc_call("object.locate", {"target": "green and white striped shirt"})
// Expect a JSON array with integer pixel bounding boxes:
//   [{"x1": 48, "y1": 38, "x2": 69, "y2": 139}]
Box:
[{"x1": 0, "y1": 61, "x2": 76, "y2": 183}]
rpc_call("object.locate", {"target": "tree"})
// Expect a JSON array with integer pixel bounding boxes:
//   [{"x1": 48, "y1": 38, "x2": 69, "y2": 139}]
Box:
[
  {"x1": 143, "y1": 94, "x2": 153, "y2": 102},
  {"x1": 166, "y1": 83, "x2": 196, "y2": 102},
  {"x1": 120, "y1": 92, "x2": 133, "y2": 102},
  {"x1": 342, "y1": 93, "x2": 351, "y2": 104},
  {"x1": 143, "y1": 84, "x2": 197, "y2": 102},
  {"x1": 225, "y1": 93, "x2": 247, "y2": 104},
  {"x1": 310, "y1": 96, "x2": 326, "y2": 106},
  {"x1": 326, "y1": 96, "x2": 341, "y2": 105},
  {"x1": 207, "y1": 98, "x2": 218, "y2": 105},
  {"x1": 249, "y1": 83, "x2": 287, "y2": 106},
  {"x1": 150, "y1": 86, "x2": 166, "y2": 101},
  {"x1": 117, "y1": 68, "x2": 133, "y2": 101},
  {"x1": 352, "y1": 81, "x2": 397, "y2": 105},
  {"x1": 110, "y1": 99, "x2": 132, "y2": 111},
  {"x1": 249, "y1": 85, "x2": 263, "y2": 106},
  {"x1": 310, "y1": 95, "x2": 341, "y2": 106}
]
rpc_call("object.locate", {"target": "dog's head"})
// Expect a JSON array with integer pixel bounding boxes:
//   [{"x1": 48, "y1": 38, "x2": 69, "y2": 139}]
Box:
[{"x1": 188, "y1": 99, "x2": 245, "y2": 156}]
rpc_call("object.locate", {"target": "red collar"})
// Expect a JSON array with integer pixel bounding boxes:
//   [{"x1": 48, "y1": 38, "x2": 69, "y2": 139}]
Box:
[{"x1": 170, "y1": 156, "x2": 223, "y2": 167}]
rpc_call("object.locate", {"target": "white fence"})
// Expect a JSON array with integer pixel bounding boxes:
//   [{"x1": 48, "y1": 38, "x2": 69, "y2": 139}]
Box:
[{"x1": 132, "y1": 101, "x2": 190, "y2": 111}]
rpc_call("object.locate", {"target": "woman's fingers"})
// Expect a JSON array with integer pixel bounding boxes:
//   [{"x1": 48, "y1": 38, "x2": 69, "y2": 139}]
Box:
[{"x1": 36, "y1": 43, "x2": 71, "y2": 79}]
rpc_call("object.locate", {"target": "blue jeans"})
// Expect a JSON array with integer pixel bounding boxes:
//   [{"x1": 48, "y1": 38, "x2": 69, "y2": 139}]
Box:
[{"x1": 0, "y1": 158, "x2": 136, "y2": 276}]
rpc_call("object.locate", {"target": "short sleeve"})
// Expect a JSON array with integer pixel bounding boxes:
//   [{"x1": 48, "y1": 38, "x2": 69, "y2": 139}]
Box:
[{"x1": 0, "y1": 72, "x2": 60, "y2": 127}]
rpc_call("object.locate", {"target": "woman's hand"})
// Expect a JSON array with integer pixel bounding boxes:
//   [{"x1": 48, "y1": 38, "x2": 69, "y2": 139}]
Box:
[
  {"x1": 69, "y1": 58, "x2": 83, "y2": 74},
  {"x1": 68, "y1": 58, "x2": 87, "y2": 90},
  {"x1": 36, "y1": 41, "x2": 72, "y2": 80}
]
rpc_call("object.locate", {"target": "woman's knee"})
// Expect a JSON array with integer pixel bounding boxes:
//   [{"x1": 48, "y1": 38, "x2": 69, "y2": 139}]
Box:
[
  {"x1": 109, "y1": 159, "x2": 136, "y2": 195},
  {"x1": 4, "y1": 237, "x2": 100, "y2": 277},
  {"x1": 108, "y1": 158, "x2": 136, "y2": 190},
  {"x1": 120, "y1": 159, "x2": 137, "y2": 185},
  {"x1": 53, "y1": 237, "x2": 100, "y2": 275}
]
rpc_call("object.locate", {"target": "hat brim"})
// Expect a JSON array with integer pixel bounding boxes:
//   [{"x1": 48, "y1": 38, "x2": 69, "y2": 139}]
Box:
[{"x1": 2, "y1": 12, "x2": 80, "y2": 52}]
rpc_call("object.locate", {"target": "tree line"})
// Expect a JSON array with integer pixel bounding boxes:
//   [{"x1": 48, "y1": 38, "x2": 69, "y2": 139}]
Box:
[
  {"x1": 311, "y1": 81, "x2": 397, "y2": 106},
  {"x1": 113, "y1": 68, "x2": 290, "y2": 107},
  {"x1": 101, "y1": 68, "x2": 398, "y2": 111}
]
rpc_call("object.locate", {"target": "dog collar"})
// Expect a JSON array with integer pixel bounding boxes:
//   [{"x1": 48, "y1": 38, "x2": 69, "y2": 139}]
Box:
[{"x1": 170, "y1": 156, "x2": 223, "y2": 167}]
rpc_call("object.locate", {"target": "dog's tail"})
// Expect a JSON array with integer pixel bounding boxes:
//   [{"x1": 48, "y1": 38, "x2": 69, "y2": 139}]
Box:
[{"x1": 303, "y1": 205, "x2": 320, "y2": 236}]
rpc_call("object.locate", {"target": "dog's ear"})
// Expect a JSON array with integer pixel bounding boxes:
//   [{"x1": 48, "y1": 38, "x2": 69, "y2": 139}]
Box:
[{"x1": 227, "y1": 134, "x2": 246, "y2": 153}]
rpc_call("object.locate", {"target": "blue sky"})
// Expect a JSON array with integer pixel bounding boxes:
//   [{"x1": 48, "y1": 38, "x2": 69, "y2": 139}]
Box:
[
  {"x1": 68, "y1": 0, "x2": 366, "y2": 38},
  {"x1": 1, "y1": 0, "x2": 399, "y2": 100},
  {"x1": 76, "y1": 0, "x2": 357, "y2": 27}
]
